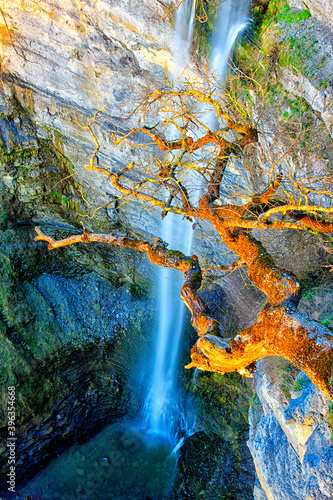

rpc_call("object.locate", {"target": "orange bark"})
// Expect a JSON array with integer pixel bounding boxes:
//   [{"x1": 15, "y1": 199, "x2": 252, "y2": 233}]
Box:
[
  {"x1": 35, "y1": 227, "x2": 333, "y2": 398},
  {"x1": 188, "y1": 306, "x2": 333, "y2": 397}
]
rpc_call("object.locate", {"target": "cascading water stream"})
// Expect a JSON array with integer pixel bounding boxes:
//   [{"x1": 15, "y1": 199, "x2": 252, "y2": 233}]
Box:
[
  {"x1": 206, "y1": 0, "x2": 251, "y2": 131},
  {"x1": 210, "y1": 0, "x2": 250, "y2": 81},
  {"x1": 142, "y1": 215, "x2": 194, "y2": 441},
  {"x1": 173, "y1": 0, "x2": 197, "y2": 73},
  {"x1": 141, "y1": 0, "x2": 250, "y2": 445},
  {"x1": 141, "y1": 0, "x2": 197, "y2": 443}
]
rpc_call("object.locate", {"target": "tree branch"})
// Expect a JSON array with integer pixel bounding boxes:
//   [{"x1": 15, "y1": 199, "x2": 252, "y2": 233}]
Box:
[
  {"x1": 286, "y1": 210, "x2": 333, "y2": 234},
  {"x1": 260, "y1": 204, "x2": 333, "y2": 224},
  {"x1": 35, "y1": 227, "x2": 333, "y2": 398},
  {"x1": 188, "y1": 306, "x2": 333, "y2": 398},
  {"x1": 34, "y1": 227, "x2": 223, "y2": 338}
]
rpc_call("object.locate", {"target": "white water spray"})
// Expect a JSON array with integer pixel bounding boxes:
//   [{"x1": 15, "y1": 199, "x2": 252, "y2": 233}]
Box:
[
  {"x1": 173, "y1": 0, "x2": 197, "y2": 75},
  {"x1": 142, "y1": 214, "x2": 193, "y2": 440},
  {"x1": 205, "y1": 0, "x2": 250, "y2": 131}
]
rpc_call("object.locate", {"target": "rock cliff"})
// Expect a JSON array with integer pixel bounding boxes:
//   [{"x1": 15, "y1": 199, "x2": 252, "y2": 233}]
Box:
[{"x1": 249, "y1": 356, "x2": 333, "y2": 499}]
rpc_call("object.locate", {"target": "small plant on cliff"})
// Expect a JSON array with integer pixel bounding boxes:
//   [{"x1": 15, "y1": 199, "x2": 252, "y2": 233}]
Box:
[
  {"x1": 275, "y1": 3, "x2": 311, "y2": 24},
  {"x1": 251, "y1": 393, "x2": 262, "y2": 413},
  {"x1": 293, "y1": 376, "x2": 310, "y2": 392}
]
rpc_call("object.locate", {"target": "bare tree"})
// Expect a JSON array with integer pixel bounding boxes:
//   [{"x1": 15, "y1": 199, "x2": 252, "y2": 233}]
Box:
[{"x1": 35, "y1": 70, "x2": 333, "y2": 398}]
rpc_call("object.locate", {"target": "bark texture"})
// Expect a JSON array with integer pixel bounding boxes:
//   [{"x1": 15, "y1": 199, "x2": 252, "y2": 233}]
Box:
[{"x1": 35, "y1": 227, "x2": 333, "y2": 399}]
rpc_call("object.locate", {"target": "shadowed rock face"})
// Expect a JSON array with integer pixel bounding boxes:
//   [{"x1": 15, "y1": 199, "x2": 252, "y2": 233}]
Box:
[
  {"x1": 0, "y1": 225, "x2": 156, "y2": 497},
  {"x1": 169, "y1": 431, "x2": 255, "y2": 500}
]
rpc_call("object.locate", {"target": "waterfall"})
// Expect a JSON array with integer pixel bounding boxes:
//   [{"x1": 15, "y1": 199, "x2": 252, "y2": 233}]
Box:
[
  {"x1": 141, "y1": 0, "x2": 250, "y2": 444},
  {"x1": 210, "y1": 0, "x2": 250, "y2": 81},
  {"x1": 141, "y1": 0, "x2": 197, "y2": 443},
  {"x1": 173, "y1": 0, "x2": 197, "y2": 74},
  {"x1": 206, "y1": 0, "x2": 250, "y2": 131},
  {"x1": 142, "y1": 215, "x2": 193, "y2": 441}
]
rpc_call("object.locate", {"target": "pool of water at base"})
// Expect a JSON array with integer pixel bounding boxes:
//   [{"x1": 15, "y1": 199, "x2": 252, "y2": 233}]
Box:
[{"x1": 17, "y1": 423, "x2": 177, "y2": 500}]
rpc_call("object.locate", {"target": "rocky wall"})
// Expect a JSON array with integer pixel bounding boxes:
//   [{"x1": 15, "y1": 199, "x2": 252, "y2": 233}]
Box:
[
  {"x1": 0, "y1": 0, "x2": 175, "y2": 236},
  {"x1": 236, "y1": 2, "x2": 333, "y2": 499}
]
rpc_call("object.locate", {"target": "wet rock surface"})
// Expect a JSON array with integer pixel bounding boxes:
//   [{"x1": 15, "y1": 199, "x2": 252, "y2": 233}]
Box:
[
  {"x1": 172, "y1": 369, "x2": 256, "y2": 500},
  {"x1": 0, "y1": 343, "x2": 127, "y2": 497},
  {"x1": 170, "y1": 431, "x2": 255, "y2": 500}
]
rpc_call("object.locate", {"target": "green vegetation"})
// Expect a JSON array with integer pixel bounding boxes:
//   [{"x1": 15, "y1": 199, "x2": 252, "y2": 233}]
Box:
[
  {"x1": 281, "y1": 96, "x2": 310, "y2": 121},
  {"x1": 260, "y1": 0, "x2": 310, "y2": 30},
  {"x1": 235, "y1": 0, "x2": 315, "y2": 78},
  {"x1": 326, "y1": 404, "x2": 333, "y2": 442},
  {"x1": 259, "y1": 1, "x2": 315, "y2": 78},
  {"x1": 252, "y1": 392, "x2": 262, "y2": 407},
  {"x1": 230, "y1": 0, "x2": 333, "y2": 166},
  {"x1": 321, "y1": 316, "x2": 333, "y2": 328},
  {"x1": 251, "y1": 392, "x2": 263, "y2": 416},
  {"x1": 191, "y1": 371, "x2": 252, "y2": 452},
  {"x1": 318, "y1": 78, "x2": 330, "y2": 90},
  {"x1": 0, "y1": 145, "x2": 39, "y2": 167},
  {"x1": 166, "y1": 249, "x2": 184, "y2": 258},
  {"x1": 277, "y1": 36, "x2": 319, "y2": 76},
  {"x1": 193, "y1": 0, "x2": 221, "y2": 61},
  {"x1": 275, "y1": 2, "x2": 311, "y2": 23},
  {"x1": 0, "y1": 210, "x2": 8, "y2": 227},
  {"x1": 293, "y1": 376, "x2": 309, "y2": 392},
  {"x1": 179, "y1": 370, "x2": 253, "y2": 499}
]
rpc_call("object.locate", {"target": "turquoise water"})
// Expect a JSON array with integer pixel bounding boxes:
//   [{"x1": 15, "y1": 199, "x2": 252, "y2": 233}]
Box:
[{"x1": 18, "y1": 423, "x2": 177, "y2": 500}]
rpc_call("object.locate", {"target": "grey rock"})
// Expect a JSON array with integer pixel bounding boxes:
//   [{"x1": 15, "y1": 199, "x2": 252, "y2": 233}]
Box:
[
  {"x1": 249, "y1": 357, "x2": 333, "y2": 499},
  {"x1": 250, "y1": 413, "x2": 305, "y2": 500},
  {"x1": 285, "y1": 380, "x2": 327, "y2": 426}
]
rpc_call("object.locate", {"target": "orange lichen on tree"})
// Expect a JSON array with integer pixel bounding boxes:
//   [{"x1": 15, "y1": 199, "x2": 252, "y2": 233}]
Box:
[
  {"x1": 35, "y1": 69, "x2": 333, "y2": 398},
  {"x1": 35, "y1": 225, "x2": 333, "y2": 398}
]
